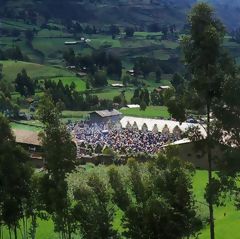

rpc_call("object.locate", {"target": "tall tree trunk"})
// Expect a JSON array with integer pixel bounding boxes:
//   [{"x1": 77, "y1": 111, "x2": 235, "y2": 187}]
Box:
[
  {"x1": 14, "y1": 226, "x2": 17, "y2": 239},
  {"x1": 8, "y1": 227, "x2": 12, "y2": 239},
  {"x1": 207, "y1": 102, "x2": 215, "y2": 239}
]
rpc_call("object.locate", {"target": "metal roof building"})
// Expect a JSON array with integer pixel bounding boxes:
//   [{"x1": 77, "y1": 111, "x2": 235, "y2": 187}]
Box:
[{"x1": 89, "y1": 110, "x2": 123, "y2": 122}]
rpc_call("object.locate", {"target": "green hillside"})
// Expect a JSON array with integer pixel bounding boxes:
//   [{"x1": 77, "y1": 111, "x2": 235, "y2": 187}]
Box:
[{"x1": 0, "y1": 60, "x2": 74, "y2": 82}]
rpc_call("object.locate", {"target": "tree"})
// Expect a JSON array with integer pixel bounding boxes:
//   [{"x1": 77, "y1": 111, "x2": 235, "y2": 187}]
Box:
[
  {"x1": 155, "y1": 67, "x2": 162, "y2": 83},
  {"x1": 232, "y1": 27, "x2": 240, "y2": 43},
  {"x1": 63, "y1": 48, "x2": 76, "y2": 66},
  {"x1": 125, "y1": 27, "x2": 134, "y2": 37},
  {"x1": 151, "y1": 90, "x2": 163, "y2": 106},
  {"x1": 140, "y1": 100, "x2": 147, "y2": 111},
  {"x1": 0, "y1": 64, "x2": 2, "y2": 80},
  {"x1": 70, "y1": 171, "x2": 118, "y2": 238},
  {"x1": 171, "y1": 73, "x2": 184, "y2": 95},
  {"x1": 107, "y1": 54, "x2": 122, "y2": 79},
  {"x1": 108, "y1": 156, "x2": 202, "y2": 239},
  {"x1": 109, "y1": 25, "x2": 120, "y2": 38},
  {"x1": 167, "y1": 3, "x2": 236, "y2": 239},
  {"x1": 15, "y1": 69, "x2": 35, "y2": 97},
  {"x1": 25, "y1": 29, "x2": 34, "y2": 43},
  {"x1": 38, "y1": 94, "x2": 77, "y2": 239},
  {"x1": 122, "y1": 75, "x2": 130, "y2": 86},
  {"x1": 92, "y1": 70, "x2": 108, "y2": 87},
  {"x1": 0, "y1": 114, "x2": 34, "y2": 239}
]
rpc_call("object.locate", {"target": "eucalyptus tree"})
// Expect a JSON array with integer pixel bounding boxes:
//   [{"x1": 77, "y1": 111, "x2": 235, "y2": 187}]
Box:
[
  {"x1": 38, "y1": 94, "x2": 77, "y2": 239},
  {"x1": 166, "y1": 3, "x2": 237, "y2": 239},
  {"x1": 0, "y1": 114, "x2": 33, "y2": 239},
  {"x1": 109, "y1": 155, "x2": 201, "y2": 239}
]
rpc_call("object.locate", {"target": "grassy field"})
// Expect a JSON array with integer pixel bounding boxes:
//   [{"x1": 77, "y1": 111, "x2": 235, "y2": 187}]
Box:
[
  {"x1": 120, "y1": 106, "x2": 171, "y2": 119},
  {"x1": 93, "y1": 87, "x2": 134, "y2": 102},
  {"x1": 61, "y1": 110, "x2": 90, "y2": 121},
  {"x1": 10, "y1": 121, "x2": 43, "y2": 132},
  {"x1": 0, "y1": 60, "x2": 74, "y2": 82},
  {"x1": 51, "y1": 76, "x2": 86, "y2": 91},
  {"x1": 193, "y1": 171, "x2": 240, "y2": 239}
]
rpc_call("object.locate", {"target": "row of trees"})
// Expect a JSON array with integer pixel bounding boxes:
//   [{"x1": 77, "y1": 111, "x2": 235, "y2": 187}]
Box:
[
  {"x1": 44, "y1": 79, "x2": 112, "y2": 111},
  {"x1": 67, "y1": 153, "x2": 202, "y2": 239}
]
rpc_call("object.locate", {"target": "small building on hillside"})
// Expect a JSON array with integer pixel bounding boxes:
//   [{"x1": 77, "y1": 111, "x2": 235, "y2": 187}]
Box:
[
  {"x1": 89, "y1": 109, "x2": 123, "y2": 123},
  {"x1": 64, "y1": 41, "x2": 78, "y2": 45},
  {"x1": 127, "y1": 69, "x2": 135, "y2": 76},
  {"x1": 154, "y1": 85, "x2": 171, "y2": 93},
  {"x1": 13, "y1": 129, "x2": 43, "y2": 168},
  {"x1": 111, "y1": 83, "x2": 124, "y2": 87},
  {"x1": 126, "y1": 104, "x2": 140, "y2": 109}
]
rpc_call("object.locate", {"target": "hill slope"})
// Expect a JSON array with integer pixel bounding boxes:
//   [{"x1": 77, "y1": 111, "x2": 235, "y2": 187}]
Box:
[{"x1": 1, "y1": 0, "x2": 239, "y2": 28}]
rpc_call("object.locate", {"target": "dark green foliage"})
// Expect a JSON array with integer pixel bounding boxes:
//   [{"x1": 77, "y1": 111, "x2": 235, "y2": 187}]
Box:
[
  {"x1": 150, "y1": 90, "x2": 164, "y2": 106},
  {"x1": 0, "y1": 91, "x2": 19, "y2": 118},
  {"x1": 15, "y1": 69, "x2": 35, "y2": 97},
  {"x1": 155, "y1": 67, "x2": 162, "y2": 83},
  {"x1": 131, "y1": 88, "x2": 149, "y2": 106},
  {"x1": 38, "y1": 94, "x2": 77, "y2": 239},
  {"x1": 72, "y1": 172, "x2": 118, "y2": 239},
  {"x1": 25, "y1": 29, "x2": 34, "y2": 43},
  {"x1": 92, "y1": 70, "x2": 108, "y2": 87},
  {"x1": 109, "y1": 25, "x2": 120, "y2": 37},
  {"x1": 108, "y1": 156, "x2": 202, "y2": 239},
  {"x1": 44, "y1": 79, "x2": 102, "y2": 110},
  {"x1": 140, "y1": 100, "x2": 147, "y2": 111},
  {"x1": 171, "y1": 73, "x2": 184, "y2": 95},
  {"x1": 232, "y1": 27, "x2": 240, "y2": 43},
  {"x1": 63, "y1": 49, "x2": 122, "y2": 79},
  {"x1": 167, "y1": 3, "x2": 239, "y2": 239},
  {"x1": 0, "y1": 114, "x2": 34, "y2": 239},
  {"x1": 125, "y1": 27, "x2": 134, "y2": 37},
  {"x1": 63, "y1": 49, "x2": 76, "y2": 66}
]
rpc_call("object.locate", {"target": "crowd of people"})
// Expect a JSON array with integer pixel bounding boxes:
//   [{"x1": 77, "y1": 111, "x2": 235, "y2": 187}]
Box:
[{"x1": 67, "y1": 121, "x2": 182, "y2": 156}]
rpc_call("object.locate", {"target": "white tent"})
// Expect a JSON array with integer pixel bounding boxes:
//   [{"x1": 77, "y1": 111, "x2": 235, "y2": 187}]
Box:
[{"x1": 120, "y1": 116, "x2": 206, "y2": 136}]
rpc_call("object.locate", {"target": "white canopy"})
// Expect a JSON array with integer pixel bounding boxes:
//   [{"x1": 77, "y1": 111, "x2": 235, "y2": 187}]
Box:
[{"x1": 120, "y1": 116, "x2": 206, "y2": 136}]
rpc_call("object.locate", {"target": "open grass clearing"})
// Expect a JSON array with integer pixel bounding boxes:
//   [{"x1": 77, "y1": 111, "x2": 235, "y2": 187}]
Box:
[
  {"x1": 51, "y1": 76, "x2": 86, "y2": 91},
  {"x1": 94, "y1": 88, "x2": 133, "y2": 102},
  {"x1": 32, "y1": 38, "x2": 85, "y2": 57},
  {"x1": 120, "y1": 106, "x2": 170, "y2": 119},
  {"x1": 0, "y1": 60, "x2": 74, "y2": 82},
  {"x1": 88, "y1": 35, "x2": 121, "y2": 49},
  {"x1": 62, "y1": 110, "x2": 90, "y2": 119},
  {"x1": 10, "y1": 121, "x2": 42, "y2": 132},
  {"x1": 0, "y1": 19, "x2": 38, "y2": 30}
]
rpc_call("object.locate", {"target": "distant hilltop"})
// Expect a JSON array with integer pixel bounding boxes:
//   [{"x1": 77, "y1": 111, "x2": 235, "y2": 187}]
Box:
[{"x1": 0, "y1": 0, "x2": 239, "y2": 29}]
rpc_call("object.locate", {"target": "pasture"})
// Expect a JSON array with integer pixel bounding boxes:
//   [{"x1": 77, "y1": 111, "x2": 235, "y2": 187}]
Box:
[
  {"x1": 0, "y1": 60, "x2": 74, "y2": 82},
  {"x1": 51, "y1": 76, "x2": 86, "y2": 91},
  {"x1": 10, "y1": 121, "x2": 43, "y2": 132},
  {"x1": 120, "y1": 106, "x2": 170, "y2": 119}
]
